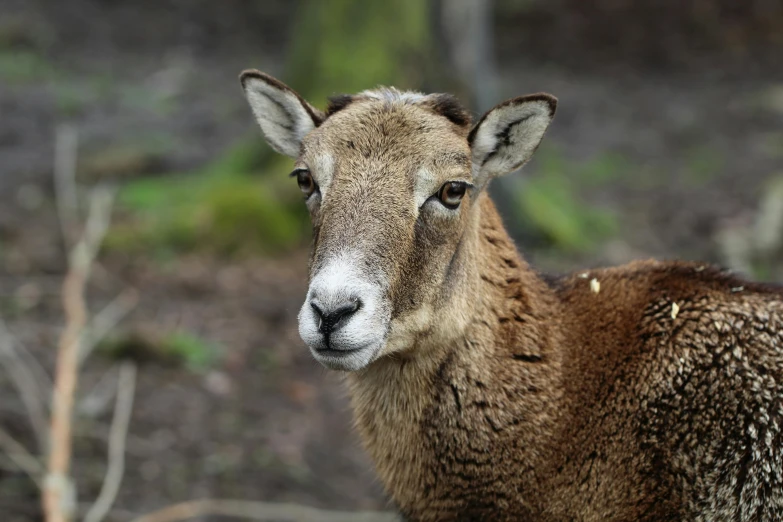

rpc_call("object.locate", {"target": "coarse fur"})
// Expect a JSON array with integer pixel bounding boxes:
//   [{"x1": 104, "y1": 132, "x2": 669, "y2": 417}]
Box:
[{"x1": 240, "y1": 69, "x2": 783, "y2": 521}]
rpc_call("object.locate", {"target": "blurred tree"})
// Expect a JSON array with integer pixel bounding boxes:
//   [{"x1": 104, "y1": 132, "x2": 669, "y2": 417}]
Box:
[
  {"x1": 435, "y1": 0, "x2": 498, "y2": 111},
  {"x1": 286, "y1": 0, "x2": 433, "y2": 102},
  {"x1": 285, "y1": 0, "x2": 499, "y2": 112}
]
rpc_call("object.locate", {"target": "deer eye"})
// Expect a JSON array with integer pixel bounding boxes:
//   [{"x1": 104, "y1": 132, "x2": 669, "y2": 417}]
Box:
[
  {"x1": 291, "y1": 168, "x2": 317, "y2": 199},
  {"x1": 437, "y1": 181, "x2": 469, "y2": 209}
]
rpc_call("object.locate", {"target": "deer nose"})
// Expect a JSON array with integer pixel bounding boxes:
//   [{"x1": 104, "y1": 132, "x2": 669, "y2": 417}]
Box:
[{"x1": 310, "y1": 298, "x2": 361, "y2": 335}]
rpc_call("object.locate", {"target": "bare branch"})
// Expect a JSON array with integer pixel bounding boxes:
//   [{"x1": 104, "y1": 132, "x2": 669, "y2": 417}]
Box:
[
  {"x1": 78, "y1": 365, "x2": 119, "y2": 418},
  {"x1": 0, "y1": 315, "x2": 52, "y2": 393},
  {"x1": 45, "y1": 185, "x2": 115, "y2": 522},
  {"x1": 77, "y1": 505, "x2": 137, "y2": 522},
  {"x1": 70, "y1": 185, "x2": 115, "y2": 276},
  {"x1": 83, "y1": 361, "x2": 137, "y2": 522},
  {"x1": 754, "y1": 175, "x2": 783, "y2": 254},
  {"x1": 80, "y1": 288, "x2": 139, "y2": 367},
  {"x1": 129, "y1": 499, "x2": 400, "y2": 522},
  {"x1": 0, "y1": 425, "x2": 43, "y2": 487},
  {"x1": 54, "y1": 124, "x2": 80, "y2": 249},
  {"x1": 13, "y1": 328, "x2": 53, "y2": 392},
  {"x1": 0, "y1": 318, "x2": 49, "y2": 450}
]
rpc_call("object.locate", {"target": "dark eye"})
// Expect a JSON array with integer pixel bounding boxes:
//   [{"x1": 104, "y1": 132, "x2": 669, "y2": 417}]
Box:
[
  {"x1": 291, "y1": 168, "x2": 317, "y2": 199},
  {"x1": 437, "y1": 181, "x2": 468, "y2": 209}
]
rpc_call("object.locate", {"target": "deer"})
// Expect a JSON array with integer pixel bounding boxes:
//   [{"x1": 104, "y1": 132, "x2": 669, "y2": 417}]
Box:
[{"x1": 239, "y1": 69, "x2": 783, "y2": 521}]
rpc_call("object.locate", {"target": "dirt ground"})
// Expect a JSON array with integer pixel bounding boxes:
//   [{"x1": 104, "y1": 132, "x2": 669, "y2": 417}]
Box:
[{"x1": 1, "y1": 1, "x2": 782, "y2": 520}]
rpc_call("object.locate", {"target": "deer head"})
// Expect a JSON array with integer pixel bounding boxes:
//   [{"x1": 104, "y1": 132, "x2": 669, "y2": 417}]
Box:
[{"x1": 240, "y1": 70, "x2": 556, "y2": 371}]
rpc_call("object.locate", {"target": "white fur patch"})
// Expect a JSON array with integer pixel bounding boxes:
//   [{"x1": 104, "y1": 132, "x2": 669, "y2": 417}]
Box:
[
  {"x1": 312, "y1": 153, "x2": 335, "y2": 201},
  {"x1": 243, "y1": 76, "x2": 317, "y2": 158},
  {"x1": 414, "y1": 168, "x2": 438, "y2": 209},
  {"x1": 298, "y1": 250, "x2": 390, "y2": 371},
  {"x1": 359, "y1": 87, "x2": 427, "y2": 105},
  {"x1": 471, "y1": 97, "x2": 554, "y2": 184}
]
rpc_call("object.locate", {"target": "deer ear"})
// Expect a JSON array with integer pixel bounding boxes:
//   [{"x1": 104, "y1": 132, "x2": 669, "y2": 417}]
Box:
[
  {"x1": 468, "y1": 94, "x2": 557, "y2": 184},
  {"x1": 240, "y1": 70, "x2": 324, "y2": 158}
]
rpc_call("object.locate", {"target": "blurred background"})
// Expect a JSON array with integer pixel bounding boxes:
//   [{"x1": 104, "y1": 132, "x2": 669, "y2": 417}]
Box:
[{"x1": 0, "y1": 0, "x2": 782, "y2": 520}]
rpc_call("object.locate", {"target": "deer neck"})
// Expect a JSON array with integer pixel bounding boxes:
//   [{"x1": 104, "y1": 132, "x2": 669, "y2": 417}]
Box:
[{"x1": 346, "y1": 193, "x2": 563, "y2": 515}]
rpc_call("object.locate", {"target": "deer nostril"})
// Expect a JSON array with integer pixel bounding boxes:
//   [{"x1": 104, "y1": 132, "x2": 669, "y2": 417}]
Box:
[
  {"x1": 311, "y1": 298, "x2": 361, "y2": 334},
  {"x1": 310, "y1": 301, "x2": 326, "y2": 320}
]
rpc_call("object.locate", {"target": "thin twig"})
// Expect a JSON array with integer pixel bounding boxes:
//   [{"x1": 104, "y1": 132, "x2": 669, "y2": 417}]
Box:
[
  {"x1": 0, "y1": 453, "x2": 33, "y2": 474},
  {"x1": 129, "y1": 499, "x2": 400, "y2": 522},
  {"x1": 83, "y1": 361, "x2": 137, "y2": 522},
  {"x1": 0, "y1": 316, "x2": 52, "y2": 392},
  {"x1": 0, "y1": 318, "x2": 49, "y2": 450},
  {"x1": 78, "y1": 365, "x2": 119, "y2": 417},
  {"x1": 77, "y1": 505, "x2": 137, "y2": 522},
  {"x1": 54, "y1": 124, "x2": 80, "y2": 249},
  {"x1": 0, "y1": 425, "x2": 44, "y2": 487},
  {"x1": 80, "y1": 288, "x2": 139, "y2": 367},
  {"x1": 75, "y1": 186, "x2": 115, "y2": 277},
  {"x1": 15, "y1": 333, "x2": 53, "y2": 393},
  {"x1": 754, "y1": 176, "x2": 783, "y2": 254},
  {"x1": 45, "y1": 186, "x2": 115, "y2": 522}
]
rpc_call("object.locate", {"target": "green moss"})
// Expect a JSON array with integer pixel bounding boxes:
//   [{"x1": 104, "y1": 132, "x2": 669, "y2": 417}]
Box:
[
  {"x1": 206, "y1": 181, "x2": 306, "y2": 254},
  {"x1": 579, "y1": 152, "x2": 630, "y2": 186},
  {"x1": 162, "y1": 332, "x2": 218, "y2": 372},
  {"x1": 516, "y1": 177, "x2": 618, "y2": 252},
  {"x1": 54, "y1": 83, "x2": 88, "y2": 117},
  {"x1": 683, "y1": 146, "x2": 723, "y2": 187},
  {"x1": 106, "y1": 140, "x2": 308, "y2": 257},
  {"x1": 200, "y1": 138, "x2": 271, "y2": 177},
  {"x1": 287, "y1": 0, "x2": 432, "y2": 102},
  {"x1": 0, "y1": 50, "x2": 58, "y2": 83},
  {"x1": 510, "y1": 145, "x2": 623, "y2": 253},
  {"x1": 98, "y1": 330, "x2": 219, "y2": 373}
]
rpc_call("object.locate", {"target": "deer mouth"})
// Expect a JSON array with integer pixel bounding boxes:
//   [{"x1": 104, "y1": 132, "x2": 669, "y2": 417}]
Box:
[
  {"x1": 297, "y1": 252, "x2": 391, "y2": 371},
  {"x1": 309, "y1": 342, "x2": 384, "y2": 372}
]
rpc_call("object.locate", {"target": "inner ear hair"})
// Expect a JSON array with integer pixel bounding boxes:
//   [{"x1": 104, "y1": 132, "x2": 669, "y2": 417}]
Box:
[
  {"x1": 239, "y1": 69, "x2": 325, "y2": 158},
  {"x1": 467, "y1": 94, "x2": 557, "y2": 148},
  {"x1": 239, "y1": 69, "x2": 325, "y2": 127},
  {"x1": 468, "y1": 93, "x2": 557, "y2": 181}
]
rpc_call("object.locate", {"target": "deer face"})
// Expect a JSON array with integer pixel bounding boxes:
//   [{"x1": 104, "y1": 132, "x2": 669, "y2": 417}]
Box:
[{"x1": 241, "y1": 71, "x2": 556, "y2": 371}]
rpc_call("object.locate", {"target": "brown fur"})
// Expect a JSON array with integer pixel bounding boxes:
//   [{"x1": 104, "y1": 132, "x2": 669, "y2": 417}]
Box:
[
  {"x1": 350, "y1": 197, "x2": 783, "y2": 520},
  {"x1": 240, "y1": 73, "x2": 783, "y2": 521}
]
